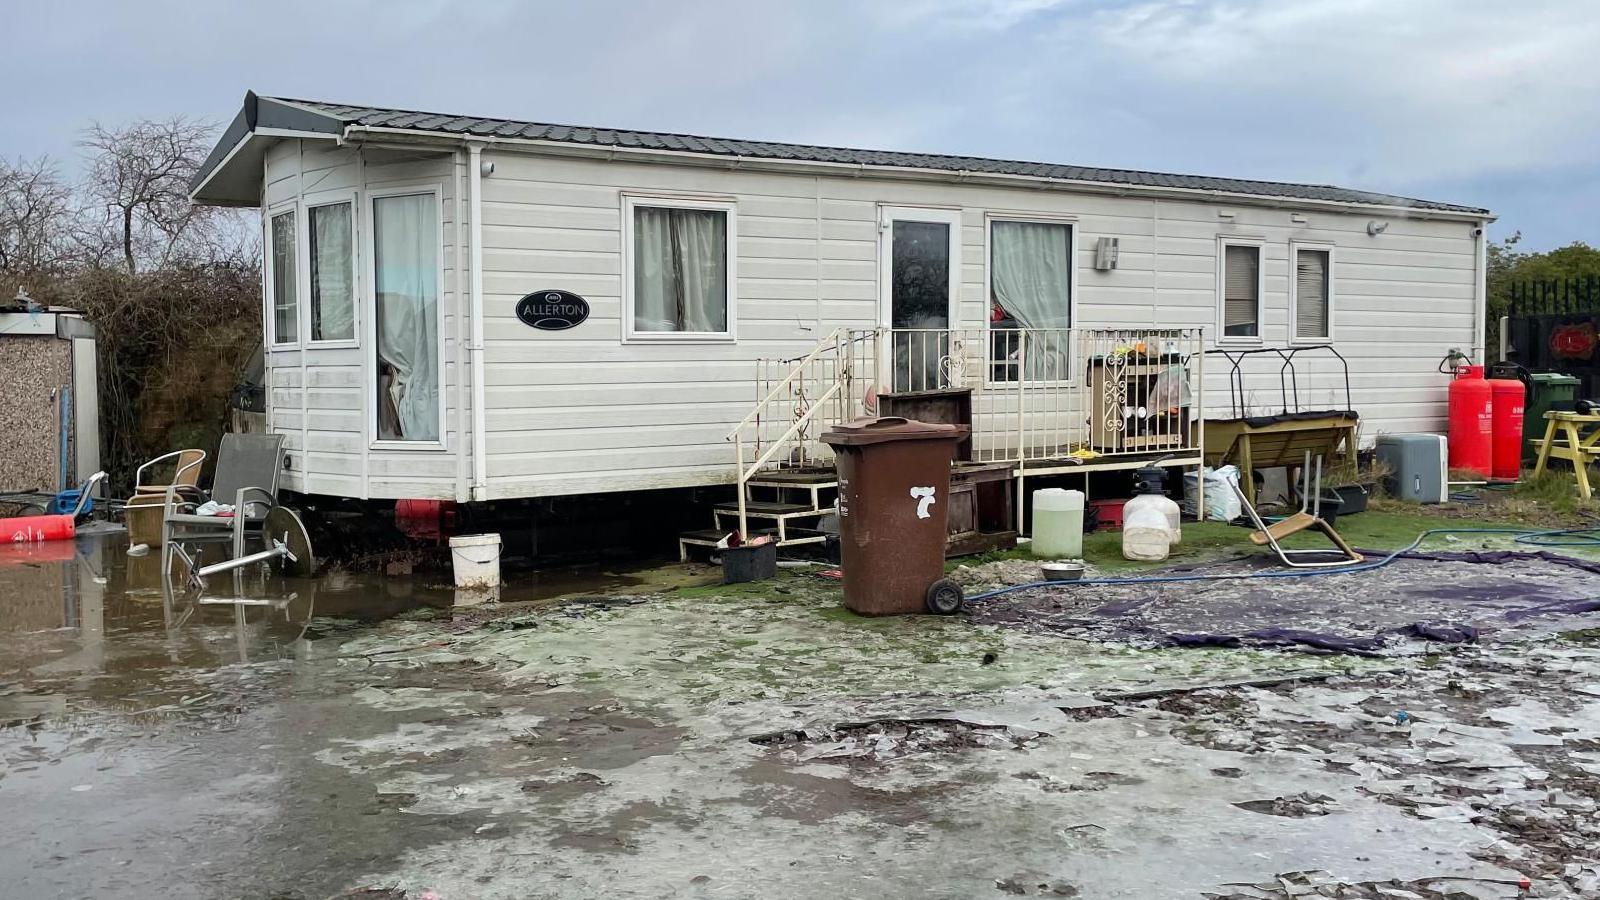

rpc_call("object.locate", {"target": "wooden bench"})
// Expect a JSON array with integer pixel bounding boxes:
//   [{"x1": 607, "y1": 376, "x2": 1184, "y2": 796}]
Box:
[
  {"x1": 1531, "y1": 410, "x2": 1600, "y2": 499},
  {"x1": 1200, "y1": 411, "x2": 1359, "y2": 505}
]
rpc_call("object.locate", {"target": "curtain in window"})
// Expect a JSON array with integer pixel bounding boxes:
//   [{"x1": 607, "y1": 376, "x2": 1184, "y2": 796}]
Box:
[
  {"x1": 1296, "y1": 249, "x2": 1330, "y2": 339},
  {"x1": 310, "y1": 203, "x2": 354, "y2": 341},
  {"x1": 1223, "y1": 245, "x2": 1259, "y2": 337},
  {"x1": 270, "y1": 212, "x2": 297, "y2": 343},
  {"x1": 991, "y1": 220, "x2": 1072, "y2": 379},
  {"x1": 633, "y1": 207, "x2": 727, "y2": 333},
  {"x1": 373, "y1": 194, "x2": 439, "y2": 441}
]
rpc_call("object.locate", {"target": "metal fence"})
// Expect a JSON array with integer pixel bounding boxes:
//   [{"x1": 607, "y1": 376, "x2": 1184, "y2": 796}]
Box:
[
  {"x1": 873, "y1": 327, "x2": 1205, "y2": 462},
  {"x1": 1504, "y1": 277, "x2": 1600, "y2": 397},
  {"x1": 1508, "y1": 276, "x2": 1600, "y2": 318}
]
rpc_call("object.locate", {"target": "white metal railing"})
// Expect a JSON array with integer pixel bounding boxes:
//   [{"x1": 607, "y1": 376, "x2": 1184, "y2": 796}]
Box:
[
  {"x1": 725, "y1": 328, "x2": 878, "y2": 537},
  {"x1": 872, "y1": 326, "x2": 1206, "y2": 463},
  {"x1": 725, "y1": 325, "x2": 1205, "y2": 538}
]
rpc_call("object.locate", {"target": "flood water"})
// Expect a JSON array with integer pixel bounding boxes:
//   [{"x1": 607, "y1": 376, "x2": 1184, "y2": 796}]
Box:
[
  {"x1": 9, "y1": 531, "x2": 1594, "y2": 897},
  {"x1": 0, "y1": 529, "x2": 708, "y2": 898},
  {"x1": 0, "y1": 532, "x2": 434, "y2": 694}
]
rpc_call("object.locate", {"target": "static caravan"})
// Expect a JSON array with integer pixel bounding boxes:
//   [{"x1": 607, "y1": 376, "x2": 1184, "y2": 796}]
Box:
[{"x1": 190, "y1": 92, "x2": 1491, "y2": 551}]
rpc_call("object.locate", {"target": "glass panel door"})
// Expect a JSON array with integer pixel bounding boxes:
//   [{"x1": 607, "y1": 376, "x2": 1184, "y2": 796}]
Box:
[{"x1": 881, "y1": 209, "x2": 959, "y2": 392}]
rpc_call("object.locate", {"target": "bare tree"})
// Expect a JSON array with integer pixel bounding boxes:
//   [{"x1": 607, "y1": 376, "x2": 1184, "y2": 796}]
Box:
[
  {"x1": 0, "y1": 156, "x2": 73, "y2": 274},
  {"x1": 0, "y1": 116, "x2": 262, "y2": 489},
  {"x1": 78, "y1": 116, "x2": 232, "y2": 274}
]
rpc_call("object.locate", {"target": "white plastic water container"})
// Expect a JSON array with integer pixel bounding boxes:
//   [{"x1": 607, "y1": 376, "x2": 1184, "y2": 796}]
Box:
[
  {"x1": 1122, "y1": 496, "x2": 1174, "y2": 561},
  {"x1": 1125, "y1": 492, "x2": 1181, "y2": 545},
  {"x1": 449, "y1": 533, "x2": 502, "y2": 590},
  {"x1": 1159, "y1": 494, "x2": 1182, "y2": 545},
  {"x1": 1031, "y1": 488, "x2": 1084, "y2": 558}
]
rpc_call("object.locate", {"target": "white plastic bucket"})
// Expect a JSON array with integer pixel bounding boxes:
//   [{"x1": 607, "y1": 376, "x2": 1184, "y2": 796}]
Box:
[{"x1": 449, "y1": 533, "x2": 502, "y2": 589}]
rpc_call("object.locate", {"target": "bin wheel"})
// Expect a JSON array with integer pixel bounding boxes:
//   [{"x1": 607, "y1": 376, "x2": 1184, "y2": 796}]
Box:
[{"x1": 925, "y1": 578, "x2": 965, "y2": 615}]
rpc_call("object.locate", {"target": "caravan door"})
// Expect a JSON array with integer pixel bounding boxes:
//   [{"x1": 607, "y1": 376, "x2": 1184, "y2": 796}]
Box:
[{"x1": 878, "y1": 207, "x2": 961, "y2": 392}]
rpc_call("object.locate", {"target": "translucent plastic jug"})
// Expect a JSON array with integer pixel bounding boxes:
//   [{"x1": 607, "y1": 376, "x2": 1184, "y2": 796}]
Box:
[
  {"x1": 1122, "y1": 495, "x2": 1173, "y2": 561},
  {"x1": 1031, "y1": 488, "x2": 1084, "y2": 558},
  {"x1": 1125, "y1": 491, "x2": 1180, "y2": 545}
]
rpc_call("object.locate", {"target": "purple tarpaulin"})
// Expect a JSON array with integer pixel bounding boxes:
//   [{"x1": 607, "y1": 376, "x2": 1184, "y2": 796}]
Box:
[{"x1": 968, "y1": 550, "x2": 1600, "y2": 656}]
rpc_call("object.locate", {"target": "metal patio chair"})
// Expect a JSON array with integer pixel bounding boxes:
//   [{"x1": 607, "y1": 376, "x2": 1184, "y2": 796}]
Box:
[
  {"x1": 161, "y1": 434, "x2": 285, "y2": 576},
  {"x1": 124, "y1": 448, "x2": 208, "y2": 546},
  {"x1": 1230, "y1": 452, "x2": 1363, "y2": 569}
]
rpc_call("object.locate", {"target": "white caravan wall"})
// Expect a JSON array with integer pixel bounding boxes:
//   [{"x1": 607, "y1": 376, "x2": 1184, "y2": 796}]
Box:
[
  {"x1": 473, "y1": 151, "x2": 1479, "y2": 500},
  {"x1": 260, "y1": 139, "x2": 467, "y2": 501}
]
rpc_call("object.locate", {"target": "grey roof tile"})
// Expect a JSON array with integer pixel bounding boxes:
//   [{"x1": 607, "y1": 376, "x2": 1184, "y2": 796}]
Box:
[{"x1": 271, "y1": 96, "x2": 1487, "y2": 214}]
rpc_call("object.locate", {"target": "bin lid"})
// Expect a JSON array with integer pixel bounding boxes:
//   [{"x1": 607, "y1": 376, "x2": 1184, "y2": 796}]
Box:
[
  {"x1": 1529, "y1": 372, "x2": 1581, "y2": 385},
  {"x1": 820, "y1": 416, "x2": 969, "y2": 446}
]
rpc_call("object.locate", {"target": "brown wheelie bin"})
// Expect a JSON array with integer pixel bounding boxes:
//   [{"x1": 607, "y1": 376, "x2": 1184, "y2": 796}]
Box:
[{"x1": 820, "y1": 417, "x2": 968, "y2": 616}]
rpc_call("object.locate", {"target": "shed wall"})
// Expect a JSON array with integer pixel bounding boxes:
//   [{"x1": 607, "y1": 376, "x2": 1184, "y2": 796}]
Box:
[{"x1": 0, "y1": 335, "x2": 72, "y2": 494}]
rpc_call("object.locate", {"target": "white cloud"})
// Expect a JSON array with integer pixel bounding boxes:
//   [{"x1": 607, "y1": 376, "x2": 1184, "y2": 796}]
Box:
[
  {"x1": 1082, "y1": 0, "x2": 1600, "y2": 182},
  {"x1": 873, "y1": 0, "x2": 1080, "y2": 31},
  {"x1": 2, "y1": 0, "x2": 1595, "y2": 244}
]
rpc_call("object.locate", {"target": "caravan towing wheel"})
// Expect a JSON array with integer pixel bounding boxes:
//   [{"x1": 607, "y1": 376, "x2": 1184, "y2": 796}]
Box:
[{"x1": 925, "y1": 578, "x2": 965, "y2": 615}]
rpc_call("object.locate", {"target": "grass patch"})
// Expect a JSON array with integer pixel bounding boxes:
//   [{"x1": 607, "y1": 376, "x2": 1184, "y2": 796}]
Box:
[
  {"x1": 1042, "y1": 507, "x2": 1551, "y2": 574},
  {"x1": 671, "y1": 505, "x2": 1580, "y2": 603},
  {"x1": 1561, "y1": 628, "x2": 1600, "y2": 646},
  {"x1": 1509, "y1": 467, "x2": 1600, "y2": 517}
]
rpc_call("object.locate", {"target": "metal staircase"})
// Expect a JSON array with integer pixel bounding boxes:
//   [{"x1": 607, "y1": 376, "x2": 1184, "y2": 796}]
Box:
[
  {"x1": 677, "y1": 329, "x2": 876, "y2": 559},
  {"x1": 676, "y1": 324, "x2": 1209, "y2": 559}
]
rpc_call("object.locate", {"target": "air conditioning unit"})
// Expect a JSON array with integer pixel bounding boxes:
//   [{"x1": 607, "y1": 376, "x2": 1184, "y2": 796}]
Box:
[{"x1": 1093, "y1": 237, "x2": 1119, "y2": 271}]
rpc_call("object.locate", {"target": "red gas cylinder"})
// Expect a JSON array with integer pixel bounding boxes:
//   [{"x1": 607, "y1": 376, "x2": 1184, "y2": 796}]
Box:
[
  {"x1": 1, "y1": 514, "x2": 76, "y2": 542},
  {"x1": 395, "y1": 498, "x2": 457, "y2": 542},
  {"x1": 1488, "y1": 372, "x2": 1525, "y2": 481},
  {"x1": 1448, "y1": 365, "x2": 1494, "y2": 478}
]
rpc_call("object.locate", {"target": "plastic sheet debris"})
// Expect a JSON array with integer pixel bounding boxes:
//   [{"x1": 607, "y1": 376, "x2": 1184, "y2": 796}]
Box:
[{"x1": 968, "y1": 551, "x2": 1600, "y2": 656}]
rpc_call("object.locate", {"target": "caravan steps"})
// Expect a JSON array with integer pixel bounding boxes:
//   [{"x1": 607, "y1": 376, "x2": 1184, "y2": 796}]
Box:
[
  {"x1": 677, "y1": 526, "x2": 828, "y2": 561},
  {"x1": 712, "y1": 499, "x2": 818, "y2": 518},
  {"x1": 745, "y1": 468, "x2": 837, "y2": 490}
]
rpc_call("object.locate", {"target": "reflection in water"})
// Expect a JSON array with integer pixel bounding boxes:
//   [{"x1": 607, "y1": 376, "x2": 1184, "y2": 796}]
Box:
[
  {"x1": 0, "y1": 533, "x2": 455, "y2": 687},
  {"x1": 0, "y1": 532, "x2": 706, "y2": 725}
]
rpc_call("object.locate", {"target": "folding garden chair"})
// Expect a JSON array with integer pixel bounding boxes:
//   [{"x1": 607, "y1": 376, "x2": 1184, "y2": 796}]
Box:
[{"x1": 1229, "y1": 452, "x2": 1363, "y2": 569}]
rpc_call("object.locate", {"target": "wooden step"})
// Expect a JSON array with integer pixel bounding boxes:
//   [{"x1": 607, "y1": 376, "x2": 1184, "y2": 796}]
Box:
[
  {"x1": 713, "y1": 500, "x2": 819, "y2": 517},
  {"x1": 747, "y1": 477, "x2": 838, "y2": 492},
  {"x1": 677, "y1": 526, "x2": 830, "y2": 559},
  {"x1": 745, "y1": 468, "x2": 837, "y2": 486},
  {"x1": 678, "y1": 528, "x2": 743, "y2": 547},
  {"x1": 680, "y1": 526, "x2": 830, "y2": 546}
]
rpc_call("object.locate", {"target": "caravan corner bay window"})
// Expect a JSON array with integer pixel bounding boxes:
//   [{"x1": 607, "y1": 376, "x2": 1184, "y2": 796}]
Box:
[{"x1": 372, "y1": 192, "x2": 441, "y2": 443}]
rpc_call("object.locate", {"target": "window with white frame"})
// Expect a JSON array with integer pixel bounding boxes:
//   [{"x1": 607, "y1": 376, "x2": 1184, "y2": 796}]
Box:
[
  {"x1": 625, "y1": 197, "x2": 733, "y2": 338},
  {"x1": 268, "y1": 209, "x2": 297, "y2": 345},
  {"x1": 989, "y1": 219, "x2": 1074, "y2": 381},
  {"x1": 1292, "y1": 245, "x2": 1333, "y2": 341},
  {"x1": 372, "y1": 191, "x2": 441, "y2": 443},
  {"x1": 309, "y1": 201, "x2": 355, "y2": 342},
  {"x1": 1220, "y1": 242, "x2": 1262, "y2": 339}
]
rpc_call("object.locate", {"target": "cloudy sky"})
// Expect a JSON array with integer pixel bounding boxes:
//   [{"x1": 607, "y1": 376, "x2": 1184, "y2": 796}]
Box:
[{"x1": 5, "y1": 0, "x2": 1597, "y2": 248}]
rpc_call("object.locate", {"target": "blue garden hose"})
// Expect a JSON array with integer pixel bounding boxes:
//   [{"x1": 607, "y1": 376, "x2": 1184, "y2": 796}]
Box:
[{"x1": 965, "y1": 526, "x2": 1600, "y2": 603}]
